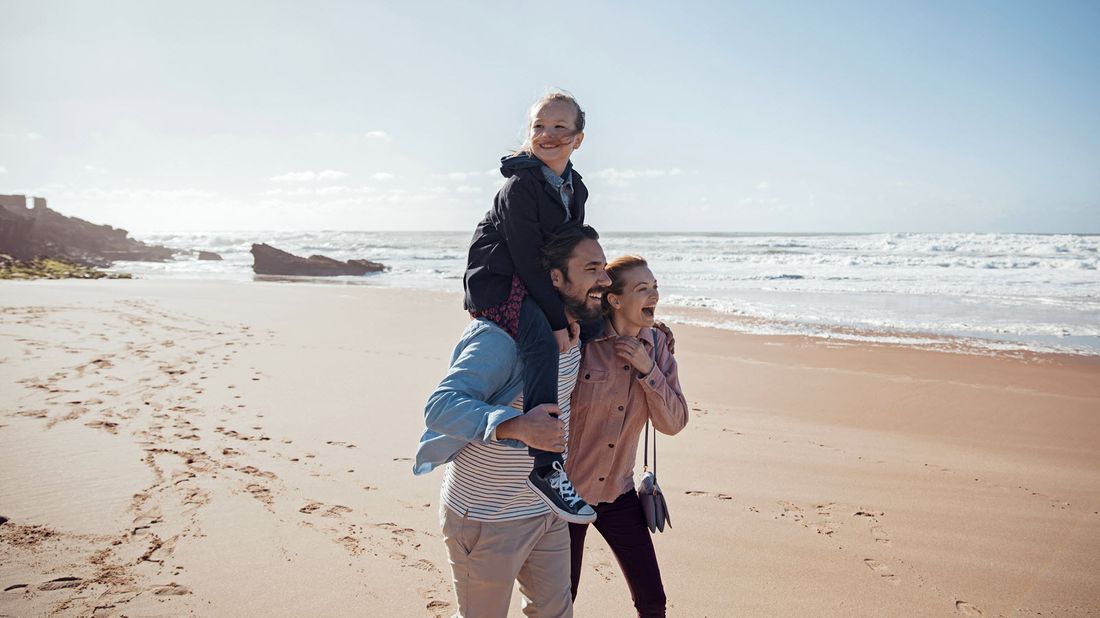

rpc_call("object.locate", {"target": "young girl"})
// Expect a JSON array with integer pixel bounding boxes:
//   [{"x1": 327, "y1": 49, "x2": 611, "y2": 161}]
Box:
[{"x1": 462, "y1": 91, "x2": 596, "y2": 524}]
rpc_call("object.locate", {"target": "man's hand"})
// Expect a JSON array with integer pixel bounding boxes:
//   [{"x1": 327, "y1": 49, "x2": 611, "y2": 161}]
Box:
[
  {"x1": 654, "y1": 321, "x2": 676, "y2": 355},
  {"x1": 553, "y1": 328, "x2": 571, "y2": 353},
  {"x1": 495, "y1": 403, "x2": 566, "y2": 452}
]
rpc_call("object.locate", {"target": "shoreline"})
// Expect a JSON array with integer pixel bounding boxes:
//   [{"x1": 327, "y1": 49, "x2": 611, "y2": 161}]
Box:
[
  {"x1": 78, "y1": 272, "x2": 1100, "y2": 359},
  {"x1": 2, "y1": 279, "x2": 1098, "y2": 616}
]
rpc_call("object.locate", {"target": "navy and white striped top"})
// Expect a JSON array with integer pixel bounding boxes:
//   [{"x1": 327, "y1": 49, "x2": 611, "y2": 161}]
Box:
[{"x1": 441, "y1": 344, "x2": 581, "y2": 522}]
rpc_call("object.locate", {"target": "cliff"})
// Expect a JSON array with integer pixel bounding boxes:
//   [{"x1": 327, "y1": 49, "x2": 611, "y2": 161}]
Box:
[{"x1": 0, "y1": 195, "x2": 176, "y2": 266}]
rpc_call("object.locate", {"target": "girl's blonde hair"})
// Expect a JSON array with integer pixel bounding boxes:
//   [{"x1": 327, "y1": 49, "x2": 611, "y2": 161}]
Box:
[
  {"x1": 518, "y1": 90, "x2": 586, "y2": 153},
  {"x1": 602, "y1": 255, "x2": 650, "y2": 314}
]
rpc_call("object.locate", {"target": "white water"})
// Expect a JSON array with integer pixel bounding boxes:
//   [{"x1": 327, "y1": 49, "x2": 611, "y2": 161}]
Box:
[{"x1": 113, "y1": 231, "x2": 1100, "y2": 356}]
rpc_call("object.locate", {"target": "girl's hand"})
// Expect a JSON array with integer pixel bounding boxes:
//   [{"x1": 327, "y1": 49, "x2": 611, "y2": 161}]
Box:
[
  {"x1": 615, "y1": 336, "x2": 655, "y2": 375},
  {"x1": 553, "y1": 328, "x2": 571, "y2": 353}
]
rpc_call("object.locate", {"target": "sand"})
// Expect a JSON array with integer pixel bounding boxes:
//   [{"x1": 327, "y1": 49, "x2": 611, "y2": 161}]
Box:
[{"x1": 1, "y1": 279, "x2": 1098, "y2": 617}]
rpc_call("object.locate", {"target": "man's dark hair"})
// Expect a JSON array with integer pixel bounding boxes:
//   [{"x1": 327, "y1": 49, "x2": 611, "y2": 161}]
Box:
[{"x1": 540, "y1": 225, "x2": 600, "y2": 276}]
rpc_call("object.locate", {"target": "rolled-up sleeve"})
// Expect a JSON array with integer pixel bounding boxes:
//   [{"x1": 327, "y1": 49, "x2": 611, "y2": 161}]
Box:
[
  {"x1": 424, "y1": 329, "x2": 526, "y2": 448},
  {"x1": 636, "y1": 334, "x2": 689, "y2": 435}
]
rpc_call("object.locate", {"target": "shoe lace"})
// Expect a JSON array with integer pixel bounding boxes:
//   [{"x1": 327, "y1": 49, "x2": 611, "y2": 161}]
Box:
[{"x1": 548, "y1": 461, "x2": 584, "y2": 509}]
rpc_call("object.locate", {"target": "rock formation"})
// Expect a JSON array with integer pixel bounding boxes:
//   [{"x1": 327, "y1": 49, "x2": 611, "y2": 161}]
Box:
[
  {"x1": 250, "y1": 243, "x2": 385, "y2": 277},
  {"x1": 0, "y1": 194, "x2": 176, "y2": 266},
  {"x1": 197, "y1": 251, "x2": 223, "y2": 261}
]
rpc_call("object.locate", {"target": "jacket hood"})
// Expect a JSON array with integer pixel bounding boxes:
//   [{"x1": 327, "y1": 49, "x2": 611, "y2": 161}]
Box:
[
  {"x1": 499, "y1": 152, "x2": 543, "y2": 178},
  {"x1": 499, "y1": 153, "x2": 579, "y2": 180}
]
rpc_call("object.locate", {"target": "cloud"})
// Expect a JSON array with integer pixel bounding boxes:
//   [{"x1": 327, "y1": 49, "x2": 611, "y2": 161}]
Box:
[
  {"x1": 365, "y1": 130, "x2": 391, "y2": 142},
  {"x1": 270, "y1": 170, "x2": 348, "y2": 182},
  {"x1": 588, "y1": 167, "x2": 684, "y2": 186},
  {"x1": 25, "y1": 132, "x2": 42, "y2": 141},
  {"x1": 0, "y1": 165, "x2": 7, "y2": 174},
  {"x1": 439, "y1": 170, "x2": 494, "y2": 182},
  {"x1": 84, "y1": 165, "x2": 107, "y2": 174},
  {"x1": 456, "y1": 185, "x2": 481, "y2": 194},
  {"x1": 72, "y1": 188, "x2": 217, "y2": 200},
  {"x1": 370, "y1": 172, "x2": 394, "y2": 181},
  {"x1": 263, "y1": 186, "x2": 377, "y2": 197},
  {"x1": 757, "y1": 181, "x2": 770, "y2": 190}
]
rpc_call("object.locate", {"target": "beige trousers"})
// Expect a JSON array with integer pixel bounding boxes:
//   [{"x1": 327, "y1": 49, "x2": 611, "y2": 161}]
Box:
[{"x1": 441, "y1": 506, "x2": 573, "y2": 618}]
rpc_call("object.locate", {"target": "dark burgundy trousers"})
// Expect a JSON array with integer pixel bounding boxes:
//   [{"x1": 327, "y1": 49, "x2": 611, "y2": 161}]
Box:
[{"x1": 569, "y1": 490, "x2": 667, "y2": 617}]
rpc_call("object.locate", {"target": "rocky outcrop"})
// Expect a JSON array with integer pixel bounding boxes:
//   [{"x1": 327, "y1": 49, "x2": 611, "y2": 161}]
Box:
[
  {"x1": 197, "y1": 251, "x2": 223, "y2": 261},
  {"x1": 250, "y1": 243, "x2": 385, "y2": 277},
  {"x1": 0, "y1": 254, "x2": 131, "y2": 280},
  {"x1": 0, "y1": 194, "x2": 176, "y2": 266}
]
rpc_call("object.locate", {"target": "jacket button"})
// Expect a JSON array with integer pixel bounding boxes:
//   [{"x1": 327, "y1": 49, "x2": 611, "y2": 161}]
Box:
[
  {"x1": 617, "y1": 405, "x2": 624, "y2": 411},
  {"x1": 649, "y1": 379, "x2": 655, "y2": 385},
  {"x1": 598, "y1": 477, "x2": 605, "y2": 481},
  {"x1": 623, "y1": 365, "x2": 629, "y2": 371},
  {"x1": 608, "y1": 443, "x2": 614, "y2": 448},
  {"x1": 584, "y1": 373, "x2": 590, "y2": 379}
]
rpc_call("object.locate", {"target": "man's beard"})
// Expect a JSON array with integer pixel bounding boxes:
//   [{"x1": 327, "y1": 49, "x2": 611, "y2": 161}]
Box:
[{"x1": 562, "y1": 283, "x2": 603, "y2": 322}]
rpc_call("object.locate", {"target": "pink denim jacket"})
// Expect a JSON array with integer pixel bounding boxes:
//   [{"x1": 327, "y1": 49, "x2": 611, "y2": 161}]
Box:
[{"x1": 566, "y1": 319, "x2": 689, "y2": 505}]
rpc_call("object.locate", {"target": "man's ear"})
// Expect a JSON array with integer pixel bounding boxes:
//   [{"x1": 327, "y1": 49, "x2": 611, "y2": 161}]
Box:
[{"x1": 549, "y1": 268, "x2": 564, "y2": 289}]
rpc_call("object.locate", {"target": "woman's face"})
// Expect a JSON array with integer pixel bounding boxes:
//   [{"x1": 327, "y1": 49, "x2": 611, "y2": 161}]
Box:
[{"x1": 607, "y1": 266, "x2": 659, "y2": 329}]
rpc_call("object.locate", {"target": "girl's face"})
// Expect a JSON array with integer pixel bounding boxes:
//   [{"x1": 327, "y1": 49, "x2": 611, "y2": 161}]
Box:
[
  {"x1": 528, "y1": 101, "x2": 584, "y2": 171},
  {"x1": 606, "y1": 266, "x2": 659, "y2": 330}
]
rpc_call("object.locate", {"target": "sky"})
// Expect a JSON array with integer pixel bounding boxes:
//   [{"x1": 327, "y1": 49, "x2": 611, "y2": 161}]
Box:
[{"x1": 1, "y1": 1, "x2": 1098, "y2": 233}]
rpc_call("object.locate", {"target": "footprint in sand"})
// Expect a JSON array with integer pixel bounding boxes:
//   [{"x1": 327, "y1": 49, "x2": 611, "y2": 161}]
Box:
[
  {"x1": 84, "y1": 420, "x2": 119, "y2": 434},
  {"x1": 863, "y1": 558, "x2": 900, "y2": 585},
  {"x1": 246, "y1": 484, "x2": 273, "y2": 506},
  {"x1": 685, "y1": 490, "x2": 733, "y2": 500},
  {"x1": 299, "y1": 502, "x2": 352, "y2": 518},
  {"x1": 954, "y1": 600, "x2": 983, "y2": 615},
  {"x1": 409, "y1": 559, "x2": 440, "y2": 573},
  {"x1": 853, "y1": 510, "x2": 891, "y2": 544},
  {"x1": 426, "y1": 599, "x2": 452, "y2": 617},
  {"x1": 871, "y1": 524, "x2": 891, "y2": 545},
  {"x1": 152, "y1": 583, "x2": 192, "y2": 596},
  {"x1": 38, "y1": 576, "x2": 82, "y2": 591},
  {"x1": 777, "y1": 501, "x2": 804, "y2": 522},
  {"x1": 591, "y1": 560, "x2": 616, "y2": 582}
]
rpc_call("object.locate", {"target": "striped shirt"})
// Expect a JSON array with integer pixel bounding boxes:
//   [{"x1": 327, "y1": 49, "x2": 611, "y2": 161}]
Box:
[{"x1": 441, "y1": 344, "x2": 581, "y2": 522}]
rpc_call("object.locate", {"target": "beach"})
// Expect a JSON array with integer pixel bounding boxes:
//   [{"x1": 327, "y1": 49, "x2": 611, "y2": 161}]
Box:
[{"x1": 2, "y1": 279, "x2": 1098, "y2": 617}]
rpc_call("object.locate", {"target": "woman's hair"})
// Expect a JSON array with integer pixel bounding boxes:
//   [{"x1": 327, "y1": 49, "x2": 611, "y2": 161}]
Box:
[
  {"x1": 518, "y1": 90, "x2": 586, "y2": 153},
  {"x1": 602, "y1": 255, "x2": 650, "y2": 314}
]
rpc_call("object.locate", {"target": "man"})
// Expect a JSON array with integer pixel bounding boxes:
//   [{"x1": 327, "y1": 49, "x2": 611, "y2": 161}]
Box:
[{"x1": 414, "y1": 225, "x2": 610, "y2": 617}]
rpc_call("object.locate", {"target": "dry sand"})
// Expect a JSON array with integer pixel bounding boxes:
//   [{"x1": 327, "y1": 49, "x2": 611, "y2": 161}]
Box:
[{"x1": 1, "y1": 279, "x2": 1098, "y2": 617}]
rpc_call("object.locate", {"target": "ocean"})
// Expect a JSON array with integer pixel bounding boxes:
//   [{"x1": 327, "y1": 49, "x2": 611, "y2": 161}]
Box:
[{"x1": 113, "y1": 231, "x2": 1100, "y2": 356}]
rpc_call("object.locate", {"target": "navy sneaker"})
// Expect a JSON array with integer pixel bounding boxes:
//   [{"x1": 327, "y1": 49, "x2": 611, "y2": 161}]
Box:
[{"x1": 527, "y1": 461, "x2": 596, "y2": 524}]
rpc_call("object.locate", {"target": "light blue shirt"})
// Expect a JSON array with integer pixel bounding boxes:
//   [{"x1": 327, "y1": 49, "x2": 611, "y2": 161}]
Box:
[
  {"x1": 541, "y1": 164, "x2": 574, "y2": 221},
  {"x1": 414, "y1": 318, "x2": 527, "y2": 475}
]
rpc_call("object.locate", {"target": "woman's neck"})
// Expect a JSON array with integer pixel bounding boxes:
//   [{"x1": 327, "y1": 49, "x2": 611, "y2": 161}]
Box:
[{"x1": 610, "y1": 313, "x2": 642, "y2": 338}]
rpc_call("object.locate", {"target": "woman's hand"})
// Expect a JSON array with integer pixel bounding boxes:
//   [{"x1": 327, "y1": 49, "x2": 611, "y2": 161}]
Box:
[{"x1": 615, "y1": 336, "x2": 655, "y2": 375}]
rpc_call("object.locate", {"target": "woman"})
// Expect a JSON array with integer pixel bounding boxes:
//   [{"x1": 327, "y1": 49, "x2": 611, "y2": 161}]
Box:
[{"x1": 566, "y1": 255, "x2": 689, "y2": 617}]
